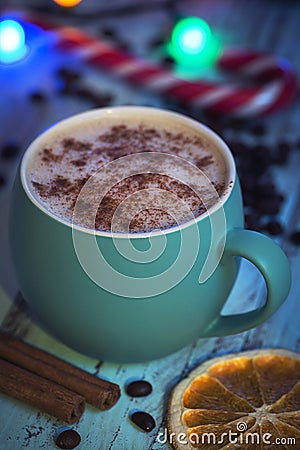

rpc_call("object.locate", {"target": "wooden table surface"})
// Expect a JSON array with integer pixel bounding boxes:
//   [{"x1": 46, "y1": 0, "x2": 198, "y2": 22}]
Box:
[{"x1": 1, "y1": 0, "x2": 300, "y2": 449}]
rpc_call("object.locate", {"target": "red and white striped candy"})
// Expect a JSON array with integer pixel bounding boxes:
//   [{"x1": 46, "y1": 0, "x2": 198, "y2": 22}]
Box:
[{"x1": 28, "y1": 16, "x2": 298, "y2": 117}]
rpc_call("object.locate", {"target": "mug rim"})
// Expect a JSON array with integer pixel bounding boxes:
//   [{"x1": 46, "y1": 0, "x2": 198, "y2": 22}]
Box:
[{"x1": 20, "y1": 106, "x2": 236, "y2": 239}]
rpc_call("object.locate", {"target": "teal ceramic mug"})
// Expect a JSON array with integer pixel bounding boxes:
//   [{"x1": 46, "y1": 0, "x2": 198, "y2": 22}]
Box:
[{"x1": 10, "y1": 107, "x2": 291, "y2": 363}]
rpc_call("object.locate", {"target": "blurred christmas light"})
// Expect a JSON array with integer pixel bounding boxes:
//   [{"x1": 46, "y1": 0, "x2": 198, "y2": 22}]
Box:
[
  {"x1": 168, "y1": 17, "x2": 221, "y2": 68},
  {"x1": 173, "y1": 17, "x2": 211, "y2": 54},
  {"x1": 52, "y1": 0, "x2": 83, "y2": 7},
  {"x1": 0, "y1": 19, "x2": 27, "y2": 63}
]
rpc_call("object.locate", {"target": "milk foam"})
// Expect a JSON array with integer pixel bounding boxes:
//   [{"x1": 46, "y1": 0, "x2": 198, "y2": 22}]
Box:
[{"x1": 26, "y1": 112, "x2": 231, "y2": 233}]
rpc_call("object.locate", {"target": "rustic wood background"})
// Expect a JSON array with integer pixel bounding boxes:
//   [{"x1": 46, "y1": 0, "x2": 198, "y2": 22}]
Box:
[{"x1": 0, "y1": 0, "x2": 300, "y2": 448}]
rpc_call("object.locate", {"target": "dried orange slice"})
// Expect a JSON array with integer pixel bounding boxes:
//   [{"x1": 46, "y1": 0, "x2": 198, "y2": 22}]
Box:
[{"x1": 168, "y1": 349, "x2": 300, "y2": 449}]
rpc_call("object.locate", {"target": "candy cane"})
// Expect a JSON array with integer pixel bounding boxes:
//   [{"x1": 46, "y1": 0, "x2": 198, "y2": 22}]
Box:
[{"x1": 25, "y1": 14, "x2": 298, "y2": 117}]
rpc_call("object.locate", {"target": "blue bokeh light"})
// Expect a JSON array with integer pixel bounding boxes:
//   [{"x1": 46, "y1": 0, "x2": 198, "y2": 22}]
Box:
[{"x1": 0, "y1": 19, "x2": 27, "y2": 63}]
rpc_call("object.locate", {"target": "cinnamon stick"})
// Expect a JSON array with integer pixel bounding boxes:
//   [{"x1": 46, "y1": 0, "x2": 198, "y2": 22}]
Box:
[
  {"x1": 0, "y1": 331, "x2": 120, "y2": 410},
  {"x1": 0, "y1": 358, "x2": 85, "y2": 424}
]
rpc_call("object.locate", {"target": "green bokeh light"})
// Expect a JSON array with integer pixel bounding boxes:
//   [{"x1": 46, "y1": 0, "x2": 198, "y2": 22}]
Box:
[{"x1": 168, "y1": 17, "x2": 221, "y2": 68}]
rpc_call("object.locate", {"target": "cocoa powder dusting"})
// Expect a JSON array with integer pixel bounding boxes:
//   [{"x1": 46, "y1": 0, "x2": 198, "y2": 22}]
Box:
[
  {"x1": 93, "y1": 173, "x2": 209, "y2": 232},
  {"x1": 71, "y1": 159, "x2": 86, "y2": 167},
  {"x1": 29, "y1": 124, "x2": 228, "y2": 232},
  {"x1": 62, "y1": 138, "x2": 91, "y2": 152},
  {"x1": 41, "y1": 148, "x2": 63, "y2": 164}
]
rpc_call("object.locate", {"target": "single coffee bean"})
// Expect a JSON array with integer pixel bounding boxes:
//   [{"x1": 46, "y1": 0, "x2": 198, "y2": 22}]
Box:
[
  {"x1": 263, "y1": 220, "x2": 283, "y2": 235},
  {"x1": 28, "y1": 91, "x2": 47, "y2": 103},
  {"x1": 249, "y1": 123, "x2": 266, "y2": 136},
  {"x1": 0, "y1": 174, "x2": 6, "y2": 187},
  {"x1": 100, "y1": 27, "x2": 117, "y2": 38},
  {"x1": 73, "y1": 86, "x2": 95, "y2": 100},
  {"x1": 277, "y1": 141, "x2": 291, "y2": 153},
  {"x1": 1, "y1": 141, "x2": 20, "y2": 159},
  {"x1": 90, "y1": 93, "x2": 114, "y2": 107},
  {"x1": 289, "y1": 230, "x2": 300, "y2": 246},
  {"x1": 55, "y1": 429, "x2": 81, "y2": 449},
  {"x1": 226, "y1": 117, "x2": 247, "y2": 131},
  {"x1": 257, "y1": 195, "x2": 283, "y2": 215},
  {"x1": 126, "y1": 380, "x2": 153, "y2": 397},
  {"x1": 249, "y1": 148, "x2": 269, "y2": 173},
  {"x1": 271, "y1": 141, "x2": 291, "y2": 165},
  {"x1": 57, "y1": 67, "x2": 82, "y2": 83},
  {"x1": 240, "y1": 173, "x2": 257, "y2": 191},
  {"x1": 252, "y1": 144, "x2": 270, "y2": 162},
  {"x1": 161, "y1": 56, "x2": 175, "y2": 67},
  {"x1": 58, "y1": 81, "x2": 75, "y2": 95},
  {"x1": 149, "y1": 36, "x2": 166, "y2": 49},
  {"x1": 229, "y1": 140, "x2": 248, "y2": 155},
  {"x1": 202, "y1": 110, "x2": 223, "y2": 126},
  {"x1": 236, "y1": 154, "x2": 256, "y2": 172},
  {"x1": 242, "y1": 191, "x2": 257, "y2": 208},
  {"x1": 118, "y1": 41, "x2": 131, "y2": 52},
  {"x1": 130, "y1": 411, "x2": 156, "y2": 432},
  {"x1": 245, "y1": 212, "x2": 262, "y2": 229},
  {"x1": 255, "y1": 181, "x2": 276, "y2": 196},
  {"x1": 205, "y1": 121, "x2": 224, "y2": 136}
]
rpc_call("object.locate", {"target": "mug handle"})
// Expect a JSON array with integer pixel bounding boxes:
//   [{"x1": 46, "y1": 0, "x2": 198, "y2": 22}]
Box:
[{"x1": 204, "y1": 229, "x2": 291, "y2": 337}]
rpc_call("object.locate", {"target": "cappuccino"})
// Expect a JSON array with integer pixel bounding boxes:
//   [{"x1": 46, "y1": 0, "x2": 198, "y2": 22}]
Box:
[{"x1": 27, "y1": 112, "x2": 231, "y2": 233}]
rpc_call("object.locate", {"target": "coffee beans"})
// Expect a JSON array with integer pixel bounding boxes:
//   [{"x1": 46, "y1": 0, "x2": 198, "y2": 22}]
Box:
[
  {"x1": 55, "y1": 429, "x2": 81, "y2": 449},
  {"x1": 130, "y1": 411, "x2": 156, "y2": 432},
  {"x1": 206, "y1": 109, "x2": 300, "y2": 241},
  {"x1": 126, "y1": 379, "x2": 155, "y2": 432},
  {"x1": 125, "y1": 380, "x2": 153, "y2": 397},
  {"x1": 225, "y1": 136, "x2": 287, "y2": 234},
  {"x1": 56, "y1": 65, "x2": 114, "y2": 107}
]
